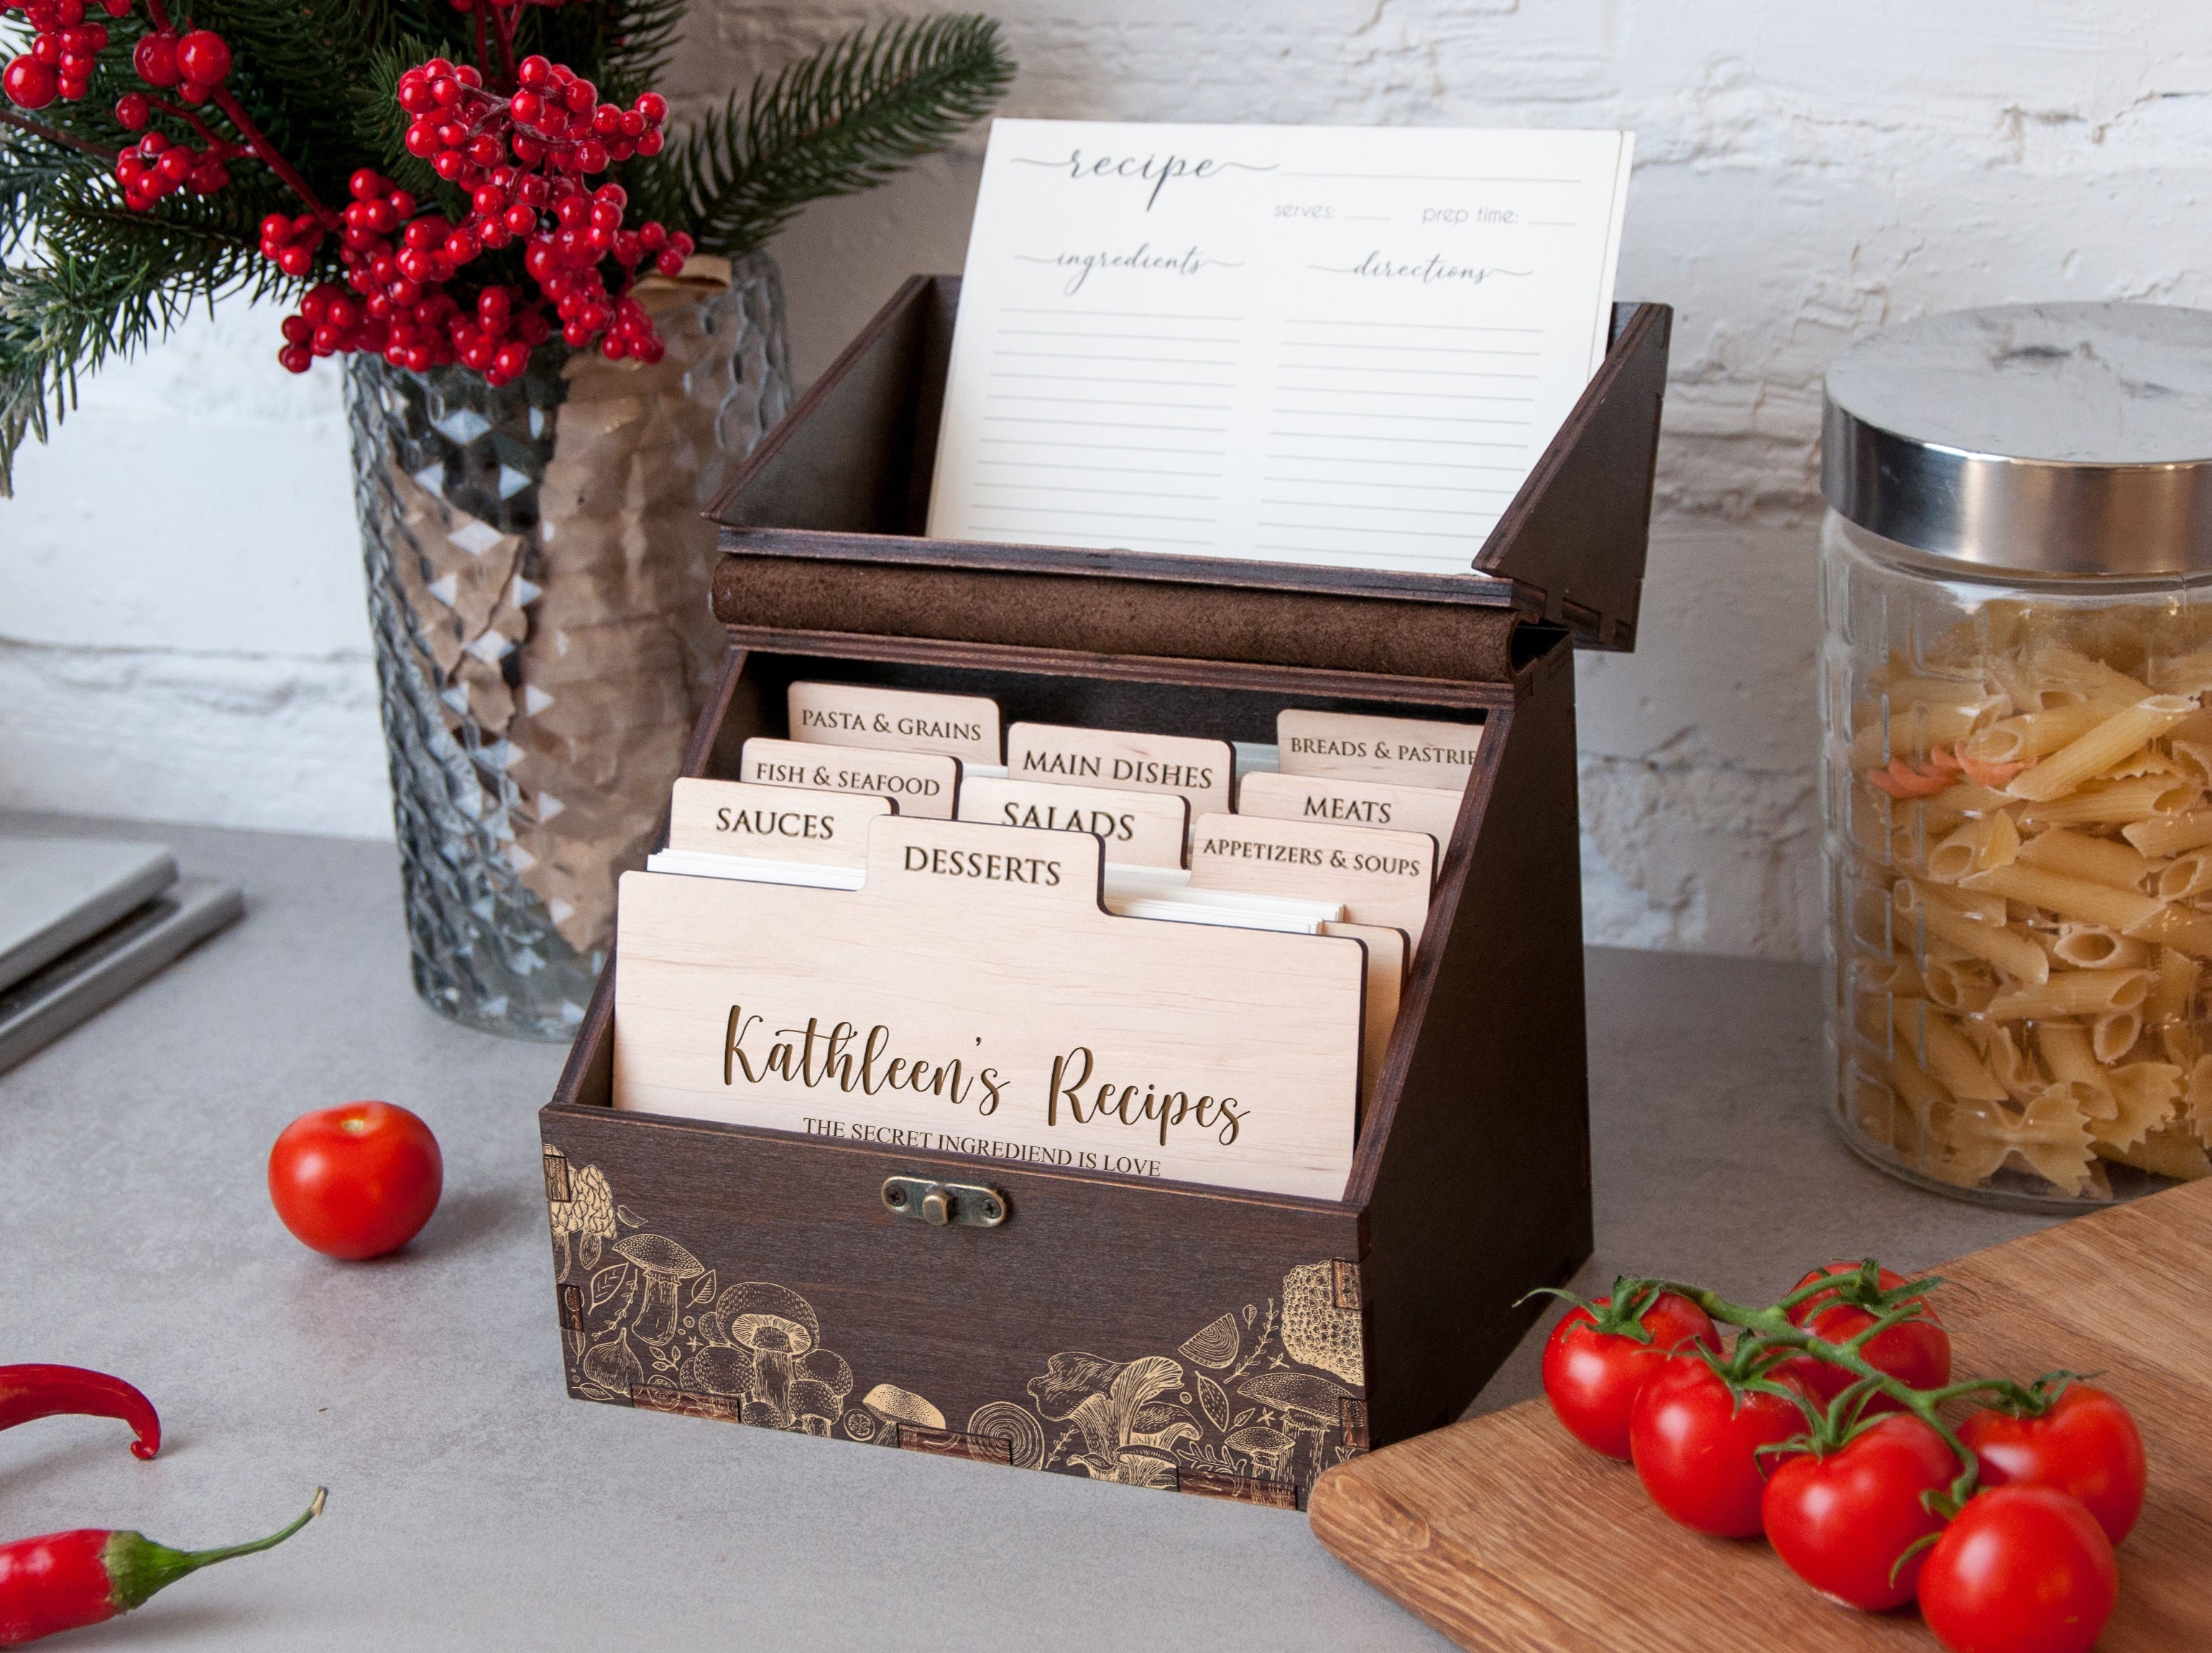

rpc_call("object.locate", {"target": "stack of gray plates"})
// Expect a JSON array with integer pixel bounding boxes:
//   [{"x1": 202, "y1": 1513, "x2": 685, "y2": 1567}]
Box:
[{"x1": 0, "y1": 837, "x2": 241, "y2": 1075}]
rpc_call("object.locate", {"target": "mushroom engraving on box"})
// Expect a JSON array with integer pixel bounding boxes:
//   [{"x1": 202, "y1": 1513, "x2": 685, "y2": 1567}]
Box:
[{"x1": 544, "y1": 1152, "x2": 1366, "y2": 1498}]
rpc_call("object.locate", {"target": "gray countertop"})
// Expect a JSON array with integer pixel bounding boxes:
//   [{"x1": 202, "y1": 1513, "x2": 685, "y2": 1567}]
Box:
[{"x1": 0, "y1": 814, "x2": 2057, "y2": 1652}]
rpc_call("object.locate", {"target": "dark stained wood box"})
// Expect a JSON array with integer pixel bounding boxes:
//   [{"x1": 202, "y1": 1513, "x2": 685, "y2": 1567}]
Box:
[{"x1": 538, "y1": 276, "x2": 1670, "y2": 1509}]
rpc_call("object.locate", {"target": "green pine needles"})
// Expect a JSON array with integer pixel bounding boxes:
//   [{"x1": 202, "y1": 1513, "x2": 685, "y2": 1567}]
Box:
[{"x1": 0, "y1": 3, "x2": 1013, "y2": 494}]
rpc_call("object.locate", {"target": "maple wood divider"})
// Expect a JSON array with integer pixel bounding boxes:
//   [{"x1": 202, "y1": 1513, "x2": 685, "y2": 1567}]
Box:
[{"x1": 538, "y1": 277, "x2": 1670, "y2": 1507}]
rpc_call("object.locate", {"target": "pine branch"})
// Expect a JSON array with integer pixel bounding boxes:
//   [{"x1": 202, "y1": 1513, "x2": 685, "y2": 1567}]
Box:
[
  {"x1": 1, "y1": 183, "x2": 284, "y2": 495},
  {"x1": 662, "y1": 14, "x2": 1012, "y2": 259},
  {"x1": 596, "y1": 0, "x2": 688, "y2": 105},
  {"x1": 1, "y1": 138, "x2": 93, "y2": 258}
]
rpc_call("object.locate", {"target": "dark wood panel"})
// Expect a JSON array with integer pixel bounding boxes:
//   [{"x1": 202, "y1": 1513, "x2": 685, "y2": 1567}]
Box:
[
  {"x1": 541, "y1": 1103, "x2": 1365, "y2": 1501},
  {"x1": 1475, "y1": 303, "x2": 1672, "y2": 651},
  {"x1": 710, "y1": 550, "x2": 1527, "y2": 682},
  {"x1": 705, "y1": 275, "x2": 935, "y2": 534},
  {"x1": 718, "y1": 525, "x2": 1525, "y2": 612},
  {"x1": 714, "y1": 634, "x2": 1519, "y2": 722},
  {"x1": 704, "y1": 277, "x2": 1667, "y2": 655},
  {"x1": 1353, "y1": 655, "x2": 1593, "y2": 1447}
]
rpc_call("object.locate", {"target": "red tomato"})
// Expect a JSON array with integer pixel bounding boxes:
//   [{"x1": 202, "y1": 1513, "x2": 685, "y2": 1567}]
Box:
[
  {"x1": 268, "y1": 1102, "x2": 443, "y2": 1259},
  {"x1": 1917, "y1": 1487, "x2": 2117, "y2": 1653},
  {"x1": 1761, "y1": 1414, "x2": 1959, "y2": 1611},
  {"x1": 1779, "y1": 1263, "x2": 1951, "y2": 1412},
  {"x1": 1540, "y1": 1291, "x2": 1720, "y2": 1460},
  {"x1": 1629, "y1": 1356, "x2": 1805, "y2": 1537},
  {"x1": 1960, "y1": 1384, "x2": 2147, "y2": 1547}
]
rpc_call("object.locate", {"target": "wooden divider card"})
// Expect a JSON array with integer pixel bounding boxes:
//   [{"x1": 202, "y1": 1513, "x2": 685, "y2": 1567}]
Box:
[
  {"x1": 786, "y1": 682, "x2": 1002, "y2": 768},
  {"x1": 1189, "y1": 811, "x2": 1437, "y2": 948},
  {"x1": 1319, "y1": 920, "x2": 1406, "y2": 1106},
  {"x1": 612, "y1": 816, "x2": 1365, "y2": 1200},
  {"x1": 740, "y1": 738, "x2": 960, "y2": 819},
  {"x1": 1005, "y1": 723, "x2": 1233, "y2": 816},
  {"x1": 958, "y1": 775, "x2": 1189, "y2": 869},
  {"x1": 1277, "y1": 710, "x2": 1483, "y2": 790},
  {"x1": 1238, "y1": 770, "x2": 1465, "y2": 844},
  {"x1": 665, "y1": 778, "x2": 887, "y2": 866}
]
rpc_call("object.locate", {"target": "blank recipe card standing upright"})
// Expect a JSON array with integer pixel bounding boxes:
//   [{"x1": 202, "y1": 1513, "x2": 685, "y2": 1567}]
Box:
[{"x1": 928, "y1": 119, "x2": 1633, "y2": 573}]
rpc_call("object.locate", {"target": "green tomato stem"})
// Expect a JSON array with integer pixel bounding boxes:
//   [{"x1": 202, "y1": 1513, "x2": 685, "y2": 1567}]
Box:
[{"x1": 1644, "y1": 1279, "x2": 1990, "y2": 1514}]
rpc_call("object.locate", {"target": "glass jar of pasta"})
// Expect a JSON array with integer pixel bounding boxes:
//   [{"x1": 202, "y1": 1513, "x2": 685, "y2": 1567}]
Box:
[{"x1": 1822, "y1": 303, "x2": 2212, "y2": 1208}]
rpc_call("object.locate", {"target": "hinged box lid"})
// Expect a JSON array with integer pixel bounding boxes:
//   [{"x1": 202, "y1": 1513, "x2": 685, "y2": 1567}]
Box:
[{"x1": 707, "y1": 277, "x2": 1667, "y2": 657}]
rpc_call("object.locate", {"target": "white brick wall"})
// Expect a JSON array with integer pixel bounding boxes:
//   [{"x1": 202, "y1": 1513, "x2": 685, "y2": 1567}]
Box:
[{"x1": 6, "y1": 1, "x2": 2210, "y2": 957}]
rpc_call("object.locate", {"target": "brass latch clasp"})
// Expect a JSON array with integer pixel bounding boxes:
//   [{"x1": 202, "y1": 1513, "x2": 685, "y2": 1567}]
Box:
[{"x1": 880, "y1": 1177, "x2": 1007, "y2": 1228}]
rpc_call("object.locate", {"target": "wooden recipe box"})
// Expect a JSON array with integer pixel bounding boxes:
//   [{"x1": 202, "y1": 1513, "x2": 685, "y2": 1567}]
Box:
[{"x1": 539, "y1": 277, "x2": 1671, "y2": 1509}]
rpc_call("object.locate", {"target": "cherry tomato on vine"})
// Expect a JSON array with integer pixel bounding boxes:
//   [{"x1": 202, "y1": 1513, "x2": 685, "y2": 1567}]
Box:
[
  {"x1": 1540, "y1": 1290, "x2": 1720, "y2": 1460},
  {"x1": 268, "y1": 1102, "x2": 443, "y2": 1260},
  {"x1": 1761, "y1": 1414, "x2": 1958, "y2": 1611},
  {"x1": 1628, "y1": 1356, "x2": 1802, "y2": 1537},
  {"x1": 1917, "y1": 1486, "x2": 2116, "y2": 1653},
  {"x1": 1777, "y1": 1262, "x2": 1950, "y2": 1411},
  {"x1": 1960, "y1": 1383, "x2": 2146, "y2": 1546}
]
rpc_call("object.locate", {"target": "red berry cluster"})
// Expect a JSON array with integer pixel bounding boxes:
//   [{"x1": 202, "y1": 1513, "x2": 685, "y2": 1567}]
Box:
[
  {"x1": 114, "y1": 126, "x2": 230, "y2": 204},
  {"x1": 376, "y1": 56, "x2": 688, "y2": 367},
  {"x1": 259, "y1": 206, "x2": 324, "y2": 275},
  {"x1": 268, "y1": 168, "x2": 559, "y2": 382},
  {"x1": 399, "y1": 55, "x2": 666, "y2": 181},
  {"x1": 102, "y1": 27, "x2": 249, "y2": 210},
  {"x1": 1, "y1": 0, "x2": 129, "y2": 111},
  {"x1": 129, "y1": 24, "x2": 228, "y2": 102}
]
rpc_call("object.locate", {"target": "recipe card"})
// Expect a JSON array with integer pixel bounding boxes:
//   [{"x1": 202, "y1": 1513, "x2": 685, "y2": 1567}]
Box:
[{"x1": 927, "y1": 119, "x2": 1634, "y2": 573}]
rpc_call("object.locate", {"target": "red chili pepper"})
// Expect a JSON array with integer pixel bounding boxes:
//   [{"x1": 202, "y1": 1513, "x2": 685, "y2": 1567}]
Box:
[
  {"x1": 0, "y1": 1489, "x2": 323, "y2": 1647},
  {"x1": 0, "y1": 1367, "x2": 160, "y2": 1461}
]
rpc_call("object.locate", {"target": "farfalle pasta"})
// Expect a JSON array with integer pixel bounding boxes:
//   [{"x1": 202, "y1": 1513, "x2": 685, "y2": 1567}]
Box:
[{"x1": 1840, "y1": 604, "x2": 2212, "y2": 1199}]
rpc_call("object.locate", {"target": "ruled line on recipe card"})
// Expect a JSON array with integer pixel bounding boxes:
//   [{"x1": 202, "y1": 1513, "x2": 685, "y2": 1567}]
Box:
[
  {"x1": 967, "y1": 303, "x2": 1243, "y2": 552},
  {"x1": 929, "y1": 119, "x2": 1632, "y2": 572}
]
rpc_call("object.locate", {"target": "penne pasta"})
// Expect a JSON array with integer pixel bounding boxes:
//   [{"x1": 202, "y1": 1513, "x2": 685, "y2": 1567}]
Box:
[
  {"x1": 2032, "y1": 646, "x2": 2154, "y2": 708},
  {"x1": 2093, "y1": 1010, "x2": 2142, "y2": 1066},
  {"x1": 1925, "y1": 812, "x2": 2021, "y2": 883},
  {"x1": 1963, "y1": 701, "x2": 2124, "y2": 765},
  {"x1": 1958, "y1": 862, "x2": 2164, "y2": 933},
  {"x1": 1890, "y1": 999, "x2": 2009, "y2": 1102},
  {"x1": 2006, "y1": 696, "x2": 2196, "y2": 802},
  {"x1": 1924, "y1": 956, "x2": 1996, "y2": 1014},
  {"x1": 1897, "y1": 880, "x2": 2051, "y2": 985},
  {"x1": 2157, "y1": 852, "x2": 2212, "y2": 903},
  {"x1": 2169, "y1": 740, "x2": 2212, "y2": 788},
  {"x1": 2036, "y1": 1020, "x2": 2109, "y2": 1097},
  {"x1": 2016, "y1": 775, "x2": 2199, "y2": 825},
  {"x1": 1924, "y1": 781, "x2": 2021, "y2": 816},
  {"x1": 2015, "y1": 826, "x2": 2155, "y2": 892},
  {"x1": 1843, "y1": 612, "x2": 2212, "y2": 1190},
  {"x1": 1851, "y1": 699, "x2": 1998, "y2": 765},
  {"x1": 2122, "y1": 806, "x2": 2212, "y2": 857},
  {"x1": 1990, "y1": 1028, "x2": 2047, "y2": 1108},
  {"x1": 2160, "y1": 1021, "x2": 2202, "y2": 1071},
  {"x1": 2126, "y1": 904, "x2": 2212, "y2": 961},
  {"x1": 1884, "y1": 1051, "x2": 1955, "y2": 1130},
  {"x1": 2050, "y1": 925, "x2": 2147, "y2": 971},
  {"x1": 2157, "y1": 948, "x2": 2209, "y2": 1024},
  {"x1": 1985, "y1": 968, "x2": 2150, "y2": 1021}
]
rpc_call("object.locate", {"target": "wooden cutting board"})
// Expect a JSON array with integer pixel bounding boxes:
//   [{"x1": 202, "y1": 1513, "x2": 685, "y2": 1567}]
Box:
[{"x1": 1309, "y1": 1178, "x2": 2212, "y2": 1652}]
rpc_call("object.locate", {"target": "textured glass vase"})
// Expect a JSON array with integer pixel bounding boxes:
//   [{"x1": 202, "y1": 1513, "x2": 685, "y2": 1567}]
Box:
[{"x1": 348, "y1": 254, "x2": 791, "y2": 1040}]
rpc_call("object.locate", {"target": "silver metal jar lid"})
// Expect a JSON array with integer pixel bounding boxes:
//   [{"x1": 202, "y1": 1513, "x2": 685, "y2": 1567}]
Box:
[{"x1": 1822, "y1": 303, "x2": 2212, "y2": 577}]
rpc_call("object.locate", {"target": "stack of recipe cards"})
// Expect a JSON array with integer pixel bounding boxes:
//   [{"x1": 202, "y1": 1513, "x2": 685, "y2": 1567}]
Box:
[
  {"x1": 612, "y1": 683, "x2": 1484, "y2": 1200},
  {"x1": 925, "y1": 119, "x2": 1633, "y2": 574}
]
